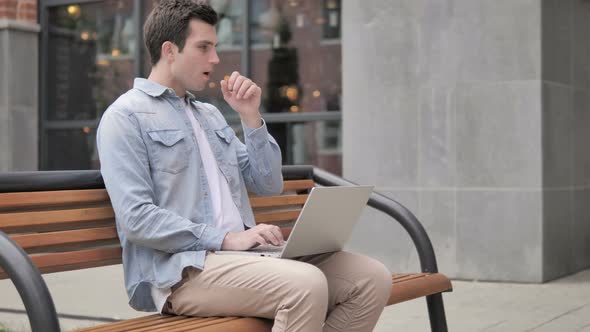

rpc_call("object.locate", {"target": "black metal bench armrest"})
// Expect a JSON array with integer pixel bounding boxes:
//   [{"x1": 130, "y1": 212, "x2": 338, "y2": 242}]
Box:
[
  {"x1": 0, "y1": 231, "x2": 61, "y2": 332},
  {"x1": 282, "y1": 165, "x2": 439, "y2": 274}
]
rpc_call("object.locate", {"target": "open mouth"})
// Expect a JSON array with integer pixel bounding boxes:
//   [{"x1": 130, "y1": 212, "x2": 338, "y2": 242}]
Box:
[{"x1": 203, "y1": 72, "x2": 211, "y2": 78}]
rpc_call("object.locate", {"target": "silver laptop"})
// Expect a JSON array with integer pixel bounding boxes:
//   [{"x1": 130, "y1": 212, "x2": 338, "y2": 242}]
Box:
[{"x1": 215, "y1": 185, "x2": 373, "y2": 258}]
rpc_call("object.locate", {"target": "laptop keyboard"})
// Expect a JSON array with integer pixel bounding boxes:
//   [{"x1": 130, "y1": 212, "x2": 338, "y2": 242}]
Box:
[{"x1": 248, "y1": 244, "x2": 286, "y2": 253}]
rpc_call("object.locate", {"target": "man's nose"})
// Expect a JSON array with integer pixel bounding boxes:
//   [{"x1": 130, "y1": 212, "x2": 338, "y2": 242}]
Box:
[{"x1": 210, "y1": 50, "x2": 220, "y2": 64}]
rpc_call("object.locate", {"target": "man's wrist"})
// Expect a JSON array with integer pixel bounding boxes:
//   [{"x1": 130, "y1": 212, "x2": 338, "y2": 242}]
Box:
[
  {"x1": 240, "y1": 112, "x2": 262, "y2": 129},
  {"x1": 221, "y1": 232, "x2": 232, "y2": 250}
]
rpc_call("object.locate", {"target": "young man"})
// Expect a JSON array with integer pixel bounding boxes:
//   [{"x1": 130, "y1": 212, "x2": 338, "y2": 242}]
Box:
[{"x1": 97, "y1": 1, "x2": 391, "y2": 331}]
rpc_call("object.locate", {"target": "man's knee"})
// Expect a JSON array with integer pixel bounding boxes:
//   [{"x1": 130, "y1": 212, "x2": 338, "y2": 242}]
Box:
[
  {"x1": 362, "y1": 256, "x2": 392, "y2": 302},
  {"x1": 283, "y1": 263, "x2": 329, "y2": 309}
]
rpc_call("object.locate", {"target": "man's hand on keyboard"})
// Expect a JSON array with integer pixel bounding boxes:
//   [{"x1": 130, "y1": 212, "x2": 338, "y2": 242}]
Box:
[{"x1": 221, "y1": 223, "x2": 285, "y2": 251}]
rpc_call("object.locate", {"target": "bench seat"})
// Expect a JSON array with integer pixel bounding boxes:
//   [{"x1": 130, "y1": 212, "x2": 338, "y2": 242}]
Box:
[{"x1": 73, "y1": 273, "x2": 451, "y2": 332}]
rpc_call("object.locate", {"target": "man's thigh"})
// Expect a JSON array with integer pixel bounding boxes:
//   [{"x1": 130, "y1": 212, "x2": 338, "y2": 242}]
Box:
[{"x1": 166, "y1": 252, "x2": 327, "y2": 318}]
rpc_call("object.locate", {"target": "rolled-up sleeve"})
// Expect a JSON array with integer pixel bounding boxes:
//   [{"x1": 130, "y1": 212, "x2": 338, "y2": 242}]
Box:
[
  {"x1": 97, "y1": 109, "x2": 227, "y2": 253},
  {"x1": 237, "y1": 118, "x2": 283, "y2": 195}
]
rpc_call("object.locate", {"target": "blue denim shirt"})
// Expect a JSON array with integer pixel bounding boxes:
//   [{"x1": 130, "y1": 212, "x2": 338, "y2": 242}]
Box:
[{"x1": 96, "y1": 78, "x2": 283, "y2": 312}]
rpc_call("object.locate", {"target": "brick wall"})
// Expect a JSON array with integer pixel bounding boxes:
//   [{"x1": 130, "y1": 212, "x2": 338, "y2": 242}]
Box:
[{"x1": 0, "y1": 0, "x2": 37, "y2": 23}]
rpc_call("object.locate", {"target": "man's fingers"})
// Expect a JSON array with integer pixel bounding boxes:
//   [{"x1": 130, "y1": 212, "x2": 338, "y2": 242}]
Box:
[
  {"x1": 232, "y1": 76, "x2": 247, "y2": 95},
  {"x1": 255, "y1": 235, "x2": 268, "y2": 247},
  {"x1": 261, "y1": 230, "x2": 281, "y2": 246},
  {"x1": 228, "y1": 71, "x2": 240, "y2": 91},
  {"x1": 259, "y1": 224, "x2": 284, "y2": 245},
  {"x1": 241, "y1": 84, "x2": 258, "y2": 100},
  {"x1": 270, "y1": 226, "x2": 284, "y2": 244},
  {"x1": 220, "y1": 79, "x2": 231, "y2": 97},
  {"x1": 236, "y1": 80, "x2": 253, "y2": 99}
]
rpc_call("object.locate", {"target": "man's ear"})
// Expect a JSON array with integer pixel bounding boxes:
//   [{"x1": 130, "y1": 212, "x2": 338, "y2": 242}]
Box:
[{"x1": 161, "y1": 41, "x2": 176, "y2": 63}]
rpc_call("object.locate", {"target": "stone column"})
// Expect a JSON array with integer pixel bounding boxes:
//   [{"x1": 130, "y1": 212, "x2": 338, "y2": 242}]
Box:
[
  {"x1": 342, "y1": 0, "x2": 590, "y2": 282},
  {"x1": 0, "y1": 0, "x2": 39, "y2": 171}
]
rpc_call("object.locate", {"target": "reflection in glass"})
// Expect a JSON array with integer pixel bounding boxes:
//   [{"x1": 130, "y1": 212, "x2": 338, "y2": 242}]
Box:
[
  {"x1": 46, "y1": 128, "x2": 97, "y2": 170},
  {"x1": 249, "y1": 0, "x2": 342, "y2": 173},
  {"x1": 44, "y1": 1, "x2": 136, "y2": 170},
  {"x1": 42, "y1": 0, "x2": 341, "y2": 173},
  {"x1": 47, "y1": 1, "x2": 135, "y2": 122}
]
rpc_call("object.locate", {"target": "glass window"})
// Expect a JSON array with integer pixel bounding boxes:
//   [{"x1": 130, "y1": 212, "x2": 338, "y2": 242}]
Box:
[
  {"x1": 46, "y1": 1, "x2": 136, "y2": 122},
  {"x1": 249, "y1": 0, "x2": 342, "y2": 172},
  {"x1": 322, "y1": 0, "x2": 340, "y2": 40},
  {"x1": 46, "y1": 128, "x2": 98, "y2": 170},
  {"x1": 42, "y1": 0, "x2": 341, "y2": 174},
  {"x1": 209, "y1": 0, "x2": 245, "y2": 48}
]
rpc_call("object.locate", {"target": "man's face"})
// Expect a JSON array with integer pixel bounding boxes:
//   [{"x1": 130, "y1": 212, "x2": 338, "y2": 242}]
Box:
[{"x1": 170, "y1": 19, "x2": 220, "y2": 92}]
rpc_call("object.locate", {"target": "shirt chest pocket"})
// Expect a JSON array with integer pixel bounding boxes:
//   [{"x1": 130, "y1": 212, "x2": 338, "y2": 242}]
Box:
[
  {"x1": 214, "y1": 126, "x2": 238, "y2": 166},
  {"x1": 146, "y1": 129, "x2": 192, "y2": 174}
]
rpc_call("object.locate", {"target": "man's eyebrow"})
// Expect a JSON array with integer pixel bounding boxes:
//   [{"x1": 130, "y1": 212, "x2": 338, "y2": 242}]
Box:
[{"x1": 196, "y1": 40, "x2": 218, "y2": 47}]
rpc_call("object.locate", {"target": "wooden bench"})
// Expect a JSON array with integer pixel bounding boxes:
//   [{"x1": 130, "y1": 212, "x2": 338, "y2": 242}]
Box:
[{"x1": 0, "y1": 166, "x2": 452, "y2": 332}]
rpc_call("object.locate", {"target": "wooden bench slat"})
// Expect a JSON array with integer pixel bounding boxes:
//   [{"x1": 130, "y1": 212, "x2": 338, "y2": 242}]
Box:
[
  {"x1": 387, "y1": 273, "x2": 452, "y2": 305},
  {"x1": 73, "y1": 314, "x2": 183, "y2": 332},
  {"x1": 250, "y1": 195, "x2": 308, "y2": 209},
  {"x1": 10, "y1": 226, "x2": 119, "y2": 253},
  {"x1": 148, "y1": 317, "x2": 232, "y2": 332},
  {"x1": 0, "y1": 207, "x2": 115, "y2": 233},
  {"x1": 183, "y1": 318, "x2": 272, "y2": 332},
  {"x1": 253, "y1": 210, "x2": 301, "y2": 224},
  {"x1": 0, "y1": 189, "x2": 110, "y2": 211},
  {"x1": 0, "y1": 247, "x2": 123, "y2": 280},
  {"x1": 281, "y1": 227, "x2": 293, "y2": 240},
  {"x1": 74, "y1": 316, "x2": 272, "y2": 332},
  {"x1": 134, "y1": 317, "x2": 239, "y2": 332},
  {"x1": 108, "y1": 316, "x2": 205, "y2": 332},
  {"x1": 393, "y1": 273, "x2": 428, "y2": 283},
  {"x1": 282, "y1": 179, "x2": 315, "y2": 192}
]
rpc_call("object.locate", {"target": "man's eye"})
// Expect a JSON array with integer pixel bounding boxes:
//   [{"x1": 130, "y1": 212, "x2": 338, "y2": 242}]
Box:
[{"x1": 199, "y1": 45, "x2": 209, "y2": 51}]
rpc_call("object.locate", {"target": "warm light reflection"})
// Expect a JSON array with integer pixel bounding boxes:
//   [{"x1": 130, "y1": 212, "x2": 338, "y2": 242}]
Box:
[
  {"x1": 326, "y1": 0, "x2": 338, "y2": 9},
  {"x1": 97, "y1": 59, "x2": 110, "y2": 66},
  {"x1": 111, "y1": 49, "x2": 121, "y2": 57},
  {"x1": 290, "y1": 105, "x2": 300, "y2": 112},
  {"x1": 82, "y1": 127, "x2": 91, "y2": 134},
  {"x1": 209, "y1": 82, "x2": 216, "y2": 88},
  {"x1": 80, "y1": 31, "x2": 90, "y2": 41},
  {"x1": 312, "y1": 90, "x2": 321, "y2": 98},
  {"x1": 281, "y1": 86, "x2": 299, "y2": 102},
  {"x1": 286, "y1": 87, "x2": 298, "y2": 101},
  {"x1": 67, "y1": 5, "x2": 81, "y2": 18}
]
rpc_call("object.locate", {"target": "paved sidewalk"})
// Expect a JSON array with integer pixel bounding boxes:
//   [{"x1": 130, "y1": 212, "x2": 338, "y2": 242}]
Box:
[{"x1": 1, "y1": 266, "x2": 590, "y2": 331}]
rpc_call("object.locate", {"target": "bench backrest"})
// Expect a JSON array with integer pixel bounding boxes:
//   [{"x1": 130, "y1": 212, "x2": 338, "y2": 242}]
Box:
[{"x1": 0, "y1": 179, "x2": 315, "y2": 280}]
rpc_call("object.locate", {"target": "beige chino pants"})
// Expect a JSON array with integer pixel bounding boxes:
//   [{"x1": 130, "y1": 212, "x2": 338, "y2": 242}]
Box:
[{"x1": 164, "y1": 251, "x2": 392, "y2": 332}]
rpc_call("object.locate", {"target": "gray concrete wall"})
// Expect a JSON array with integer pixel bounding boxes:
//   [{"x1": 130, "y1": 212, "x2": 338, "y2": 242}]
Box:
[
  {"x1": 342, "y1": 0, "x2": 590, "y2": 282},
  {"x1": 541, "y1": 0, "x2": 590, "y2": 281},
  {"x1": 0, "y1": 20, "x2": 39, "y2": 171}
]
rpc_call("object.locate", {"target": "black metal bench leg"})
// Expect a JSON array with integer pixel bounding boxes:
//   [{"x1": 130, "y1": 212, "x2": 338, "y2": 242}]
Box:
[{"x1": 426, "y1": 293, "x2": 448, "y2": 332}]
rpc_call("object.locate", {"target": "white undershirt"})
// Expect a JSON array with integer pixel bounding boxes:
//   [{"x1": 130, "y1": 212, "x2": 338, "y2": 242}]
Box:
[
  {"x1": 183, "y1": 102, "x2": 244, "y2": 234},
  {"x1": 152, "y1": 100, "x2": 245, "y2": 313}
]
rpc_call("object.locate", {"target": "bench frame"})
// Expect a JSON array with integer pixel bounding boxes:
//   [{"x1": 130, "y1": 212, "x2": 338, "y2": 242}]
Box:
[{"x1": 0, "y1": 165, "x2": 449, "y2": 332}]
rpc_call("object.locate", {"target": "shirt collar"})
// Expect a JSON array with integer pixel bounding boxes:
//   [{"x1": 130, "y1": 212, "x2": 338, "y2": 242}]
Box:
[{"x1": 133, "y1": 78, "x2": 197, "y2": 102}]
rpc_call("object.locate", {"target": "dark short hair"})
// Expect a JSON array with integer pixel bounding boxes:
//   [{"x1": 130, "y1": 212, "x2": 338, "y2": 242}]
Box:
[{"x1": 144, "y1": 0, "x2": 218, "y2": 65}]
